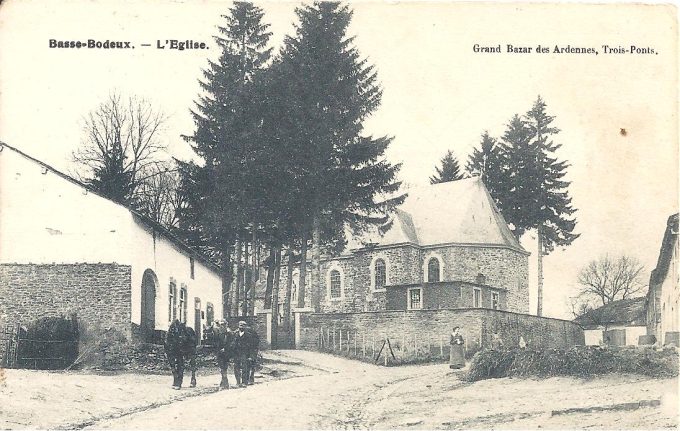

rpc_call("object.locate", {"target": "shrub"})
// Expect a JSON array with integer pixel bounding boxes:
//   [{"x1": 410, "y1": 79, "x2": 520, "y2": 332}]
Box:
[{"x1": 463, "y1": 346, "x2": 679, "y2": 382}]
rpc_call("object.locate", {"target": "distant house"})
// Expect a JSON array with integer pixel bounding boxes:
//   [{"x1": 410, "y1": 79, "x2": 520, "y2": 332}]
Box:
[
  {"x1": 0, "y1": 143, "x2": 223, "y2": 344},
  {"x1": 575, "y1": 297, "x2": 647, "y2": 346},
  {"x1": 259, "y1": 177, "x2": 530, "y2": 317},
  {"x1": 646, "y1": 213, "x2": 679, "y2": 345}
]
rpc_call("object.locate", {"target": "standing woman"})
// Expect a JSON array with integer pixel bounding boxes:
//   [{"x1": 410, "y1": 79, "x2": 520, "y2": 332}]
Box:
[{"x1": 449, "y1": 326, "x2": 465, "y2": 369}]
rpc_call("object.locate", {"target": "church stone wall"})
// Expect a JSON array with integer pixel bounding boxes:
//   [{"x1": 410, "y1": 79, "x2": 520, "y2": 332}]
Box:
[
  {"x1": 424, "y1": 245, "x2": 529, "y2": 313},
  {"x1": 316, "y1": 244, "x2": 528, "y2": 314}
]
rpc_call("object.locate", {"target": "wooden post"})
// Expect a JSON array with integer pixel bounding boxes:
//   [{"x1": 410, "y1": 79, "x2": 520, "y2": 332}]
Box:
[
  {"x1": 414, "y1": 333, "x2": 418, "y2": 357},
  {"x1": 354, "y1": 331, "x2": 357, "y2": 356},
  {"x1": 384, "y1": 339, "x2": 388, "y2": 366},
  {"x1": 440, "y1": 334, "x2": 444, "y2": 357},
  {"x1": 372, "y1": 335, "x2": 375, "y2": 357},
  {"x1": 339, "y1": 329, "x2": 343, "y2": 352},
  {"x1": 362, "y1": 333, "x2": 366, "y2": 357},
  {"x1": 333, "y1": 328, "x2": 337, "y2": 350}
]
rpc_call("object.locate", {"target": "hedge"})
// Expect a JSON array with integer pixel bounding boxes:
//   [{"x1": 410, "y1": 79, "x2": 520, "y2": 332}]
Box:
[{"x1": 463, "y1": 346, "x2": 679, "y2": 382}]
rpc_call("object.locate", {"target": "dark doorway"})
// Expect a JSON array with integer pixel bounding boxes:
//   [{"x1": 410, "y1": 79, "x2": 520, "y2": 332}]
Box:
[{"x1": 141, "y1": 269, "x2": 157, "y2": 343}]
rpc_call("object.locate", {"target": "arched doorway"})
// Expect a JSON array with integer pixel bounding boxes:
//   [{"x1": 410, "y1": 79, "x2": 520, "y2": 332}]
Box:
[{"x1": 141, "y1": 269, "x2": 158, "y2": 343}]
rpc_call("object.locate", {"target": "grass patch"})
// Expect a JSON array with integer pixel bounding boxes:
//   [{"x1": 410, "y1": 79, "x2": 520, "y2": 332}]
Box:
[{"x1": 463, "y1": 346, "x2": 679, "y2": 382}]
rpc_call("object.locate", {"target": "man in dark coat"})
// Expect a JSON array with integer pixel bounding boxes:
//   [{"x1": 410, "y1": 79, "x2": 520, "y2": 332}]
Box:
[
  {"x1": 215, "y1": 320, "x2": 235, "y2": 389},
  {"x1": 246, "y1": 324, "x2": 260, "y2": 384},
  {"x1": 233, "y1": 320, "x2": 253, "y2": 387}
]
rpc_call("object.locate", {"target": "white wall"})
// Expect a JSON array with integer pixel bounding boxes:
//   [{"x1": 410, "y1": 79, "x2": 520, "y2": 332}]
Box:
[
  {"x1": 659, "y1": 238, "x2": 679, "y2": 343},
  {"x1": 584, "y1": 329, "x2": 603, "y2": 346},
  {"x1": 583, "y1": 325, "x2": 647, "y2": 346},
  {"x1": 0, "y1": 148, "x2": 133, "y2": 264},
  {"x1": 130, "y1": 219, "x2": 223, "y2": 333}
]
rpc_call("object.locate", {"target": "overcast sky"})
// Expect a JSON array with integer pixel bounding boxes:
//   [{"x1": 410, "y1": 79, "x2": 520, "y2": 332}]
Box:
[{"x1": 1, "y1": 1, "x2": 677, "y2": 319}]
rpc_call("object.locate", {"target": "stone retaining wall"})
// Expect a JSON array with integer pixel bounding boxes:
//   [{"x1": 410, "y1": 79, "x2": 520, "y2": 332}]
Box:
[{"x1": 297, "y1": 308, "x2": 584, "y2": 353}]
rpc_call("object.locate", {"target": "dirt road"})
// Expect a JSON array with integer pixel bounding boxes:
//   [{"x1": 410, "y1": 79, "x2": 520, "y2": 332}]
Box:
[
  {"x1": 87, "y1": 350, "x2": 678, "y2": 430},
  {"x1": 1, "y1": 350, "x2": 676, "y2": 429}
]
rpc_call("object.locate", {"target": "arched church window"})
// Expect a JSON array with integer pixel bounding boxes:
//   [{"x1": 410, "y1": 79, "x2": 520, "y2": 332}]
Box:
[
  {"x1": 427, "y1": 258, "x2": 440, "y2": 282},
  {"x1": 375, "y1": 258, "x2": 386, "y2": 289},
  {"x1": 330, "y1": 270, "x2": 342, "y2": 299}
]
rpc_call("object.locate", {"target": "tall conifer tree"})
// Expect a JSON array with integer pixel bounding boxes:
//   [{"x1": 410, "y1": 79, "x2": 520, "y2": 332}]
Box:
[
  {"x1": 525, "y1": 96, "x2": 579, "y2": 316},
  {"x1": 466, "y1": 131, "x2": 508, "y2": 212},
  {"x1": 430, "y1": 150, "x2": 465, "y2": 184},
  {"x1": 179, "y1": 2, "x2": 273, "y2": 317},
  {"x1": 500, "y1": 97, "x2": 579, "y2": 316},
  {"x1": 278, "y1": 2, "x2": 404, "y2": 311}
]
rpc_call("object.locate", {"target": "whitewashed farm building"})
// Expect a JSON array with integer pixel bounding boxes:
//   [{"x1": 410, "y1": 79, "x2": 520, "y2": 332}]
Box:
[{"x1": 0, "y1": 143, "x2": 223, "y2": 343}]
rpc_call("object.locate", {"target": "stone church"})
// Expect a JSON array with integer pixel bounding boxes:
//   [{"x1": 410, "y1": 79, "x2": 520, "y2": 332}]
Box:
[{"x1": 263, "y1": 176, "x2": 530, "y2": 318}]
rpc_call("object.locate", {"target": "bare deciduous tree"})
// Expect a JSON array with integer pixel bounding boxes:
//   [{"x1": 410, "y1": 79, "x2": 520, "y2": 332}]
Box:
[
  {"x1": 576, "y1": 254, "x2": 646, "y2": 306},
  {"x1": 568, "y1": 296, "x2": 593, "y2": 318},
  {"x1": 135, "y1": 164, "x2": 183, "y2": 228},
  {"x1": 73, "y1": 92, "x2": 167, "y2": 204}
]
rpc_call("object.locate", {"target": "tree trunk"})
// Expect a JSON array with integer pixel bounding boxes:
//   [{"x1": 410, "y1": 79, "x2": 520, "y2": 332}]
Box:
[
  {"x1": 283, "y1": 242, "x2": 295, "y2": 338},
  {"x1": 234, "y1": 237, "x2": 243, "y2": 317},
  {"x1": 250, "y1": 230, "x2": 258, "y2": 316},
  {"x1": 298, "y1": 228, "x2": 308, "y2": 309},
  {"x1": 271, "y1": 247, "x2": 282, "y2": 347},
  {"x1": 242, "y1": 239, "x2": 250, "y2": 316},
  {"x1": 221, "y1": 244, "x2": 233, "y2": 319},
  {"x1": 537, "y1": 225, "x2": 544, "y2": 317},
  {"x1": 310, "y1": 214, "x2": 321, "y2": 312},
  {"x1": 264, "y1": 247, "x2": 275, "y2": 310}
]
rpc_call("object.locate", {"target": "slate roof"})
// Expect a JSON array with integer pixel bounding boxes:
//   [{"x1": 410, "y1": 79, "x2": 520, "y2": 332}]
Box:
[
  {"x1": 574, "y1": 297, "x2": 647, "y2": 328},
  {"x1": 346, "y1": 176, "x2": 526, "y2": 253}
]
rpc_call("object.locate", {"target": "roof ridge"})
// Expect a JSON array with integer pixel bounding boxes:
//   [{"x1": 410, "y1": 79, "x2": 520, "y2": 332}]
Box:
[{"x1": 0, "y1": 141, "x2": 222, "y2": 273}]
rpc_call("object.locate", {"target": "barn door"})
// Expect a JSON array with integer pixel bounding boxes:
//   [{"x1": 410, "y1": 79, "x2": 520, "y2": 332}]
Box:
[{"x1": 141, "y1": 270, "x2": 157, "y2": 343}]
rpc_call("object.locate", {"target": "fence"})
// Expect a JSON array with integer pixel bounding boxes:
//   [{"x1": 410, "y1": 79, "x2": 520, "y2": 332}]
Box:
[
  {"x1": 1, "y1": 323, "x2": 19, "y2": 368},
  {"x1": 0, "y1": 322, "x2": 78, "y2": 370},
  {"x1": 317, "y1": 326, "x2": 470, "y2": 365}
]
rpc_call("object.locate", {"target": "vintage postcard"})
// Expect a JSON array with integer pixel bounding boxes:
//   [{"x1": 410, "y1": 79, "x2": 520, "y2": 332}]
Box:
[{"x1": 0, "y1": 0, "x2": 678, "y2": 429}]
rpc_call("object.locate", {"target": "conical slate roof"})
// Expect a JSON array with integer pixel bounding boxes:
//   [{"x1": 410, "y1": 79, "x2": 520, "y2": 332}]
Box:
[{"x1": 346, "y1": 176, "x2": 525, "y2": 252}]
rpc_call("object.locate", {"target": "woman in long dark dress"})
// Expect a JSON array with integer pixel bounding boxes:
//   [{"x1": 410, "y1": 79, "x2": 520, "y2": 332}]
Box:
[{"x1": 449, "y1": 326, "x2": 465, "y2": 369}]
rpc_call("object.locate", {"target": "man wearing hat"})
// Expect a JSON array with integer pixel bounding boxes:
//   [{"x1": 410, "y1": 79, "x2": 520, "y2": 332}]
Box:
[{"x1": 233, "y1": 320, "x2": 252, "y2": 387}]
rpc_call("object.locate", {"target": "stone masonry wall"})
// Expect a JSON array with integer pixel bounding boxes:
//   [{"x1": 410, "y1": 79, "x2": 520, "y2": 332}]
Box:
[
  {"x1": 0, "y1": 263, "x2": 132, "y2": 339},
  {"x1": 316, "y1": 244, "x2": 528, "y2": 313},
  {"x1": 298, "y1": 309, "x2": 584, "y2": 353},
  {"x1": 425, "y1": 246, "x2": 529, "y2": 313},
  {"x1": 385, "y1": 282, "x2": 508, "y2": 311}
]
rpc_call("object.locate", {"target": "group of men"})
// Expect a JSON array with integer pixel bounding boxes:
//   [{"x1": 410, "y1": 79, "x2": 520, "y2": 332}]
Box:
[{"x1": 212, "y1": 319, "x2": 260, "y2": 388}]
